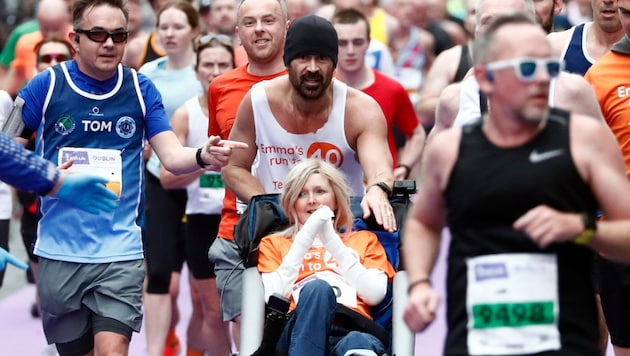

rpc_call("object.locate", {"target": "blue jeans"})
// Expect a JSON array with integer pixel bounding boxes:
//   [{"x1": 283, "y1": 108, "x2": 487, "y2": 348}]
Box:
[{"x1": 275, "y1": 279, "x2": 386, "y2": 356}]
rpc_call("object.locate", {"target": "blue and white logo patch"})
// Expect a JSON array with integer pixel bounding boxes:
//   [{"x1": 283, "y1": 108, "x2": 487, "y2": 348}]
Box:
[{"x1": 116, "y1": 116, "x2": 136, "y2": 139}]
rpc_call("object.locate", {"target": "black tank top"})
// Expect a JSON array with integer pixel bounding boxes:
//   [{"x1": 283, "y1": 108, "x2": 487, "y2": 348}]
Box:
[
  {"x1": 443, "y1": 114, "x2": 599, "y2": 355},
  {"x1": 453, "y1": 44, "x2": 472, "y2": 83},
  {"x1": 139, "y1": 32, "x2": 165, "y2": 67}
]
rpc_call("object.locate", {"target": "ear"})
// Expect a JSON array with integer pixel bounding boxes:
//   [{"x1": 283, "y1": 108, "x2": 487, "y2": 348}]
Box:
[
  {"x1": 553, "y1": 0, "x2": 563, "y2": 16},
  {"x1": 69, "y1": 32, "x2": 80, "y2": 51},
  {"x1": 474, "y1": 65, "x2": 494, "y2": 95}
]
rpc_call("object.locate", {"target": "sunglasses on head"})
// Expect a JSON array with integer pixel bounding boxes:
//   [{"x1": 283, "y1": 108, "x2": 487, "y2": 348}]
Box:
[
  {"x1": 38, "y1": 53, "x2": 71, "y2": 64},
  {"x1": 75, "y1": 29, "x2": 129, "y2": 43},
  {"x1": 485, "y1": 57, "x2": 563, "y2": 82},
  {"x1": 197, "y1": 33, "x2": 233, "y2": 47}
]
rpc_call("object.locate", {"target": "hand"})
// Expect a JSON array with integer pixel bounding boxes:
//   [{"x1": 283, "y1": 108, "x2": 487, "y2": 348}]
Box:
[
  {"x1": 200, "y1": 135, "x2": 248, "y2": 170},
  {"x1": 0, "y1": 247, "x2": 28, "y2": 271},
  {"x1": 513, "y1": 205, "x2": 584, "y2": 248},
  {"x1": 299, "y1": 206, "x2": 335, "y2": 240},
  {"x1": 320, "y1": 215, "x2": 341, "y2": 245},
  {"x1": 360, "y1": 185, "x2": 397, "y2": 232},
  {"x1": 56, "y1": 173, "x2": 118, "y2": 214},
  {"x1": 403, "y1": 283, "x2": 440, "y2": 332}
]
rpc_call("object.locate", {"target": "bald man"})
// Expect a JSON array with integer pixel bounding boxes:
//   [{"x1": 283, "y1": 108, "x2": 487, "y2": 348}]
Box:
[{"x1": 2, "y1": 0, "x2": 72, "y2": 95}]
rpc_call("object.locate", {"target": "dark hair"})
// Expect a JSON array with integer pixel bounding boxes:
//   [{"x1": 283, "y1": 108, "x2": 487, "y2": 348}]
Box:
[
  {"x1": 35, "y1": 35, "x2": 76, "y2": 61},
  {"x1": 72, "y1": 0, "x2": 129, "y2": 28},
  {"x1": 156, "y1": 0, "x2": 200, "y2": 31},
  {"x1": 330, "y1": 8, "x2": 371, "y2": 39},
  {"x1": 195, "y1": 33, "x2": 235, "y2": 68}
]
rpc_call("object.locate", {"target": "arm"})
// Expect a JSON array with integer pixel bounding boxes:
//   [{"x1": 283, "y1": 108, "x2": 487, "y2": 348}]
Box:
[
  {"x1": 395, "y1": 124, "x2": 426, "y2": 180},
  {"x1": 555, "y1": 72, "x2": 605, "y2": 123},
  {"x1": 223, "y1": 90, "x2": 266, "y2": 203},
  {"x1": 514, "y1": 115, "x2": 630, "y2": 262},
  {"x1": 159, "y1": 104, "x2": 204, "y2": 189},
  {"x1": 394, "y1": 89, "x2": 426, "y2": 180},
  {"x1": 403, "y1": 129, "x2": 459, "y2": 332},
  {"x1": 2, "y1": 66, "x2": 26, "y2": 97},
  {"x1": 416, "y1": 46, "x2": 460, "y2": 128},
  {"x1": 347, "y1": 90, "x2": 396, "y2": 231},
  {"x1": 321, "y1": 220, "x2": 388, "y2": 306},
  {"x1": 546, "y1": 29, "x2": 571, "y2": 59},
  {"x1": 425, "y1": 82, "x2": 461, "y2": 145},
  {"x1": 121, "y1": 34, "x2": 148, "y2": 70},
  {"x1": 0, "y1": 247, "x2": 28, "y2": 271}
]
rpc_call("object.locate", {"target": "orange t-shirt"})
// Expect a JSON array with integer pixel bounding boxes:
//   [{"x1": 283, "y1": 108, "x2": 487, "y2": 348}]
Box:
[
  {"x1": 208, "y1": 65, "x2": 287, "y2": 240},
  {"x1": 12, "y1": 27, "x2": 71, "y2": 81},
  {"x1": 257, "y1": 230, "x2": 396, "y2": 319},
  {"x1": 585, "y1": 50, "x2": 630, "y2": 179}
]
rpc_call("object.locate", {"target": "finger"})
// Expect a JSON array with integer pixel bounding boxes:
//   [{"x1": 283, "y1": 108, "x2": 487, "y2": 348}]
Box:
[
  {"x1": 5, "y1": 252, "x2": 28, "y2": 269},
  {"x1": 220, "y1": 139, "x2": 248, "y2": 150},
  {"x1": 91, "y1": 197, "x2": 117, "y2": 213},
  {"x1": 360, "y1": 200, "x2": 372, "y2": 220},
  {"x1": 59, "y1": 159, "x2": 74, "y2": 170}
]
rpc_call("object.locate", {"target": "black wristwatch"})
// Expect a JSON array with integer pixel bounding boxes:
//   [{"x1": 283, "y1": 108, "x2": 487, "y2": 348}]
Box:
[
  {"x1": 196, "y1": 147, "x2": 208, "y2": 168},
  {"x1": 370, "y1": 182, "x2": 392, "y2": 197}
]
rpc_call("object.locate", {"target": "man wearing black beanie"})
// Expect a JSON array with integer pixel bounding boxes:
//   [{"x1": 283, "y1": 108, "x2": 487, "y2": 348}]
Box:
[
  {"x1": 283, "y1": 15, "x2": 339, "y2": 67},
  {"x1": 223, "y1": 13, "x2": 397, "y2": 354}
]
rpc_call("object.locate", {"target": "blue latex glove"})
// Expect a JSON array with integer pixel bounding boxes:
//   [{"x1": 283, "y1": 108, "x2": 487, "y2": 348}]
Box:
[
  {"x1": 56, "y1": 173, "x2": 118, "y2": 214},
  {"x1": 0, "y1": 247, "x2": 28, "y2": 271}
]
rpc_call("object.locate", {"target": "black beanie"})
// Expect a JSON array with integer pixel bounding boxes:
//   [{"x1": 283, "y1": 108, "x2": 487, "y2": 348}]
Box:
[{"x1": 283, "y1": 15, "x2": 338, "y2": 67}]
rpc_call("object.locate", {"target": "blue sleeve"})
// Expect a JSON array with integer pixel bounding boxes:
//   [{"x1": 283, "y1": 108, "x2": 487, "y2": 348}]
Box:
[
  {"x1": 137, "y1": 72, "x2": 172, "y2": 140},
  {"x1": 0, "y1": 132, "x2": 59, "y2": 195},
  {"x1": 18, "y1": 70, "x2": 52, "y2": 132}
]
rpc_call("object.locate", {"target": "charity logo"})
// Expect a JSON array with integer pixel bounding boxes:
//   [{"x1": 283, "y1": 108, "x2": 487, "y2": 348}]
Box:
[
  {"x1": 116, "y1": 116, "x2": 136, "y2": 139},
  {"x1": 55, "y1": 114, "x2": 75, "y2": 135}
]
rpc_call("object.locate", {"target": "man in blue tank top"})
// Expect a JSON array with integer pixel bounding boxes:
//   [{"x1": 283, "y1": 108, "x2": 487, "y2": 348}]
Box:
[
  {"x1": 12, "y1": 0, "x2": 246, "y2": 354},
  {"x1": 403, "y1": 13, "x2": 630, "y2": 355}
]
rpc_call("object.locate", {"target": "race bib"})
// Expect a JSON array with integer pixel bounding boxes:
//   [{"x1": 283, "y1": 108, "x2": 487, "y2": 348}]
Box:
[
  {"x1": 198, "y1": 172, "x2": 224, "y2": 213},
  {"x1": 58, "y1": 147, "x2": 122, "y2": 197},
  {"x1": 466, "y1": 253, "x2": 560, "y2": 355},
  {"x1": 292, "y1": 271, "x2": 358, "y2": 308}
]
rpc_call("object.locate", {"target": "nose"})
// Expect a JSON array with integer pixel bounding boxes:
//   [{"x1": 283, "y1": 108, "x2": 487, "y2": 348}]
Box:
[
  {"x1": 306, "y1": 57, "x2": 319, "y2": 71},
  {"x1": 211, "y1": 64, "x2": 221, "y2": 76},
  {"x1": 254, "y1": 19, "x2": 263, "y2": 31}
]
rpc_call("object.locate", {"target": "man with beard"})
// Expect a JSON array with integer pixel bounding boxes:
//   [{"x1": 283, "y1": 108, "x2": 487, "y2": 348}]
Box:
[
  {"x1": 223, "y1": 14, "x2": 396, "y2": 234},
  {"x1": 403, "y1": 12, "x2": 630, "y2": 355}
]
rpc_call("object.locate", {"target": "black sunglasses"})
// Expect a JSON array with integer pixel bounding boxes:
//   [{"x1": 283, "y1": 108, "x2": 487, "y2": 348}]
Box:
[
  {"x1": 38, "y1": 53, "x2": 71, "y2": 64},
  {"x1": 75, "y1": 29, "x2": 129, "y2": 43}
]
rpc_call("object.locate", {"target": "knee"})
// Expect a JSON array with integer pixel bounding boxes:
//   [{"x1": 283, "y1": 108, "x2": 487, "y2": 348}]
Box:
[
  {"x1": 299, "y1": 279, "x2": 336, "y2": 305},
  {"x1": 334, "y1": 331, "x2": 385, "y2": 356},
  {"x1": 145, "y1": 268, "x2": 171, "y2": 294}
]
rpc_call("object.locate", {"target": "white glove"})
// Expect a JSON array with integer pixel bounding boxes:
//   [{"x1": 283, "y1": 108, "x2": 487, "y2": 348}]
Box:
[
  {"x1": 266, "y1": 206, "x2": 335, "y2": 298},
  {"x1": 298, "y1": 205, "x2": 335, "y2": 242}
]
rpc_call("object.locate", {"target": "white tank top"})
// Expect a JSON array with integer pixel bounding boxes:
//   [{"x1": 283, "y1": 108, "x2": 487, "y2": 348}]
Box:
[
  {"x1": 184, "y1": 97, "x2": 224, "y2": 215},
  {"x1": 251, "y1": 78, "x2": 365, "y2": 196}
]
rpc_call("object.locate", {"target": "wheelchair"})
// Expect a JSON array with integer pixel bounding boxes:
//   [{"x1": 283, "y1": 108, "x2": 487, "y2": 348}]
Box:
[{"x1": 236, "y1": 180, "x2": 417, "y2": 356}]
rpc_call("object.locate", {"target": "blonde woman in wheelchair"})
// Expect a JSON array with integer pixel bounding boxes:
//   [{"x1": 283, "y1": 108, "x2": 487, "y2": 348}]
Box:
[{"x1": 257, "y1": 159, "x2": 395, "y2": 356}]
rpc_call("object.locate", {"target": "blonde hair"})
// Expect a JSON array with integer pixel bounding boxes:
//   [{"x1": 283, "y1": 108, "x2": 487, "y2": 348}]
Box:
[{"x1": 279, "y1": 159, "x2": 354, "y2": 237}]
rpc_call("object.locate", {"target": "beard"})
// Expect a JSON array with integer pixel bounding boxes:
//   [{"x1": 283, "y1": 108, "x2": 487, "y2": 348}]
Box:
[{"x1": 288, "y1": 65, "x2": 334, "y2": 100}]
